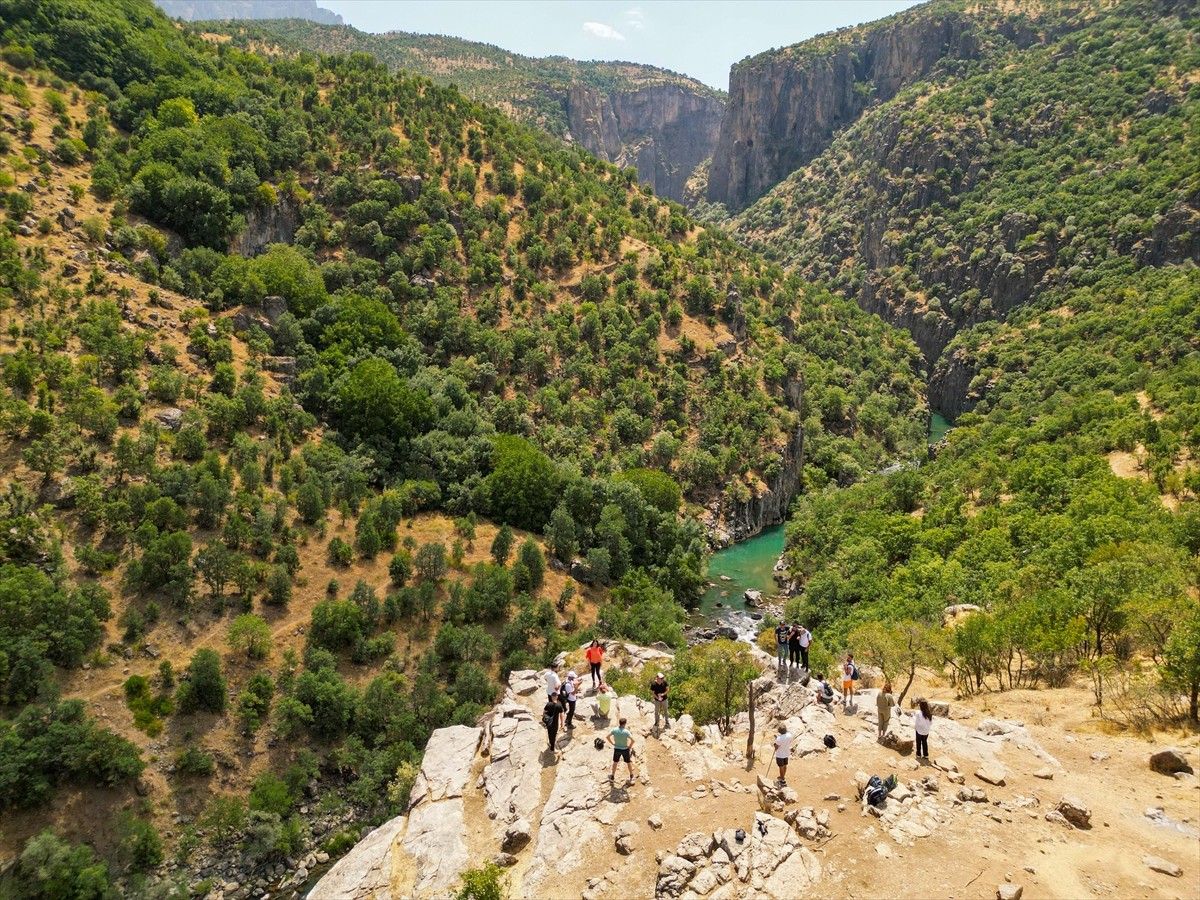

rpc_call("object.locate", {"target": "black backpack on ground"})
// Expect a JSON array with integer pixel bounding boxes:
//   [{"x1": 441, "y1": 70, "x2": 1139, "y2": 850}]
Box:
[
  {"x1": 865, "y1": 774, "x2": 888, "y2": 806},
  {"x1": 823, "y1": 734, "x2": 836, "y2": 749}
]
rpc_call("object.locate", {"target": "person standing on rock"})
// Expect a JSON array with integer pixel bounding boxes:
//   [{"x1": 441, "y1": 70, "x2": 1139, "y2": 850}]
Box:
[
  {"x1": 594, "y1": 682, "x2": 614, "y2": 719},
  {"x1": 774, "y1": 621, "x2": 790, "y2": 666},
  {"x1": 545, "y1": 661, "x2": 562, "y2": 702},
  {"x1": 607, "y1": 717, "x2": 636, "y2": 783},
  {"x1": 787, "y1": 624, "x2": 802, "y2": 670},
  {"x1": 876, "y1": 681, "x2": 896, "y2": 739},
  {"x1": 841, "y1": 656, "x2": 856, "y2": 705},
  {"x1": 543, "y1": 690, "x2": 564, "y2": 755},
  {"x1": 563, "y1": 671, "x2": 579, "y2": 729},
  {"x1": 586, "y1": 640, "x2": 605, "y2": 689},
  {"x1": 651, "y1": 672, "x2": 670, "y2": 730},
  {"x1": 797, "y1": 625, "x2": 812, "y2": 670},
  {"x1": 773, "y1": 723, "x2": 794, "y2": 786},
  {"x1": 913, "y1": 697, "x2": 933, "y2": 759}
]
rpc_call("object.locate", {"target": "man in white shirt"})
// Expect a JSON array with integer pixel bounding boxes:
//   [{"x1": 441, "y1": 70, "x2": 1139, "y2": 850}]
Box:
[
  {"x1": 797, "y1": 626, "x2": 812, "y2": 670},
  {"x1": 545, "y1": 661, "x2": 562, "y2": 701},
  {"x1": 773, "y1": 723, "x2": 794, "y2": 786}
]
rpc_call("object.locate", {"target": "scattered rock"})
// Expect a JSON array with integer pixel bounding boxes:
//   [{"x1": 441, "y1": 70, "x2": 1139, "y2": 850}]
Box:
[
  {"x1": 975, "y1": 764, "x2": 1007, "y2": 787},
  {"x1": 957, "y1": 787, "x2": 988, "y2": 803},
  {"x1": 676, "y1": 831, "x2": 716, "y2": 862},
  {"x1": 1149, "y1": 748, "x2": 1194, "y2": 776},
  {"x1": 1032, "y1": 768, "x2": 1055, "y2": 780},
  {"x1": 655, "y1": 855, "x2": 696, "y2": 898},
  {"x1": 648, "y1": 813, "x2": 663, "y2": 830},
  {"x1": 934, "y1": 757, "x2": 958, "y2": 773},
  {"x1": 1143, "y1": 855, "x2": 1182, "y2": 877},
  {"x1": 997, "y1": 885, "x2": 1024, "y2": 900},
  {"x1": 491, "y1": 852, "x2": 518, "y2": 868},
  {"x1": 881, "y1": 729, "x2": 914, "y2": 755},
  {"x1": 1044, "y1": 810, "x2": 1070, "y2": 827},
  {"x1": 1054, "y1": 795, "x2": 1091, "y2": 828},
  {"x1": 1090, "y1": 751, "x2": 1110, "y2": 762},
  {"x1": 614, "y1": 821, "x2": 639, "y2": 855},
  {"x1": 757, "y1": 774, "x2": 797, "y2": 812}
]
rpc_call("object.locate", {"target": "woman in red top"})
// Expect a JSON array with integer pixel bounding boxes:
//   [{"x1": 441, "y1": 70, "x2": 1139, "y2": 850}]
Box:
[{"x1": 586, "y1": 640, "x2": 605, "y2": 689}]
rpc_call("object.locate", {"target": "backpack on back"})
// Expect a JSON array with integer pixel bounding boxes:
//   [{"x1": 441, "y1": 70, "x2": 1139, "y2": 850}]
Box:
[{"x1": 541, "y1": 712, "x2": 554, "y2": 729}]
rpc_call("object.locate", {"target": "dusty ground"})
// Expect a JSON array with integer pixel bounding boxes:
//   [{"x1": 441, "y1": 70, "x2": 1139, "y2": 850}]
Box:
[{"x1": 486, "y1": 663, "x2": 1200, "y2": 900}]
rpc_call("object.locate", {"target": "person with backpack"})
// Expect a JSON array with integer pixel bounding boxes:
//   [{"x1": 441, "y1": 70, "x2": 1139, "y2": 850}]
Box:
[
  {"x1": 815, "y1": 674, "x2": 835, "y2": 708},
  {"x1": 774, "y1": 622, "x2": 790, "y2": 666},
  {"x1": 913, "y1": 697, "x2": 934, "y2": 759},
  {"x1": 586, "y1": 640, "x2": 605, "y2": 689},
  {"x1": 651, "y1": 672, "x2": 670, "y2": 730},
  {"x1": 797, "y1": 625, "x2": 812, "y2": 670},
  {"x1": 543, "y1": 690, "x2": 564, "y2": 755},
  {"x1": 876, "y1": 681, "x2": 896, "y2": 739},
  {"x1": 840, "y1": 656, "x2": 856, "y2": 705},
  {"x1": 562, "y1": 671, "x2": 579, "y2": 729},
  {"x1": 607, "y1": 716, "x2": 636, "y2": 783},
  {"x1": 773, "y1": 723, "x2": 794, "y2": 786}
]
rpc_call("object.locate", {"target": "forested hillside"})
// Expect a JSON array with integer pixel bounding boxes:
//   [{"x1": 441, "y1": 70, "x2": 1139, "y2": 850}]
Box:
[
  {"x1": 0, "y1": 0, "x2": 924, "y2": 894},
  {"x1": 703, "y1": 0, "x2": 1200, "y2": 731},
  {"x1": 202, "y1": 19, "x2": 722, "y2": 138},
  {"x1": 722, "y1": 0, "x2": 1200, "y2": 397}
]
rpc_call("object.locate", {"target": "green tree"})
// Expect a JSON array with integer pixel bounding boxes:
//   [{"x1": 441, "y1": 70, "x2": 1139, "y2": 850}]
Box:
[
  {"x1": 228, "y1": 614, "x2": 272, "y2": 660},
  {"x1": 490, "y1": 525, "x2": 514, "y2": 566},
  {"x1": 481, "y1": 435, "x2": 560, "y2": 531},
  {"x1": 1162, "y1": 603, "x2": 1200, "y2": 722},
  {"x1": 673, "y1": 640, "x2": 760, "y2": 734},
  {"x1": 176, "y1": 649, "x2": 227, "y2": 714},
  {"x1": 334, "y1": 358, "x2": 433, "y2": 446},
  {"x1": 194, "y1": 539, "x2": 234, "y2": 600},
  {"x1": 3, "y1": 830, "x2": 116, "y2": 900}
]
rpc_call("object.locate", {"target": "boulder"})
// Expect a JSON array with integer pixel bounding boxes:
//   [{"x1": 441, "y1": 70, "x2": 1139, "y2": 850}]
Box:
[
  {"x1": 1044, "y1": 810, "x2": 1070, "y2": 827},
  {"x1": 1149, "y1": 748, "x2": 1194, "y2": 776},
  {"x1": 400, "y1": 800, "x2": 469, "y2": 893},
  {"x1": 757, "y1": 774, "x2": 797, "y2": 812},
  {"x1": 656, "y1": 855, "x2": 696, "y2": 898},
  {"x1": 1054, "y1": 795, "x2": 1091, "y2": 828},
  {"x1": 676, "y1": 831, "x2": 716, "y2": 862},
  {"x1": 648, "y1": 813, "x2": 664, "y2": 830},
  {"x1": 934, "y1": 757, "x2": 959, "y2": 773},
  {"x1": 762, "y1": 846, "x2": 822, "y2": 896},
  {"x1": 997, "y1": 885, "x2": 1024, "y2": 900},
  {"x1": 957, "y1": 787, "x2": 988, "y2": 803},
  {"x1": 1032, "y1": 768, "x2": 1055, "y2": 780},
  {"x1": 507, "y1": 669, "x2": 540, "y2": 696},
  {"x1": 309, "y1": 816, "x2": 406, "y2": 899},
  {"x1": 744, "y1": 589, "x2": 762, "y2": 606},
  {"x1": 1143, "y1": 855, "x2": 1183, "y2": 877},
  {"x1": 881, "y1": 729, "x2": 914, "y2": 755},
  {"x1": 154, "y1": 407, "x2": 184, "y2": 431},
  {"x1": 501, "y1": 818, "x2": 531, "y2": 853},
  {"x1": 978, "y1": 718, "x2": 1023, "y2": 736},
  {"x1": 614, "y1": 820, "x2": 639, "y2": 855},
  {"x1": 492, "y1": 852, "x2": 518, "y2": 868},
  {"x1": 974, "y1": 764, "x2": 1007, "y2": 787}
]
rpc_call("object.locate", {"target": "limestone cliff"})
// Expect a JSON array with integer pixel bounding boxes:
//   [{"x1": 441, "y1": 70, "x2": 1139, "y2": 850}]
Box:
[{"x1": 566, "y1": 84, "x2": 724, "y2": 205}]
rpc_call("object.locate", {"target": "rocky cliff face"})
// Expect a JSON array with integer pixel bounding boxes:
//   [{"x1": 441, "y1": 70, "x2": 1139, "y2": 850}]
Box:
[
  {"x1": 567, "y1": 84, "x2": 724, "y2": 205},
  {"x1": 228, "y1": 197, "x2": 301, "y2": 257},
  {"x1": 708, "y1": 11, "x2": 986, "y2": 210}
]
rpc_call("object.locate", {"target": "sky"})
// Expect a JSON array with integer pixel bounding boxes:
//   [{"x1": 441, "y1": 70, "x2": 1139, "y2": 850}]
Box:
[{"x1": 319, "y1": 1, "x2": 924, "y2": 90}]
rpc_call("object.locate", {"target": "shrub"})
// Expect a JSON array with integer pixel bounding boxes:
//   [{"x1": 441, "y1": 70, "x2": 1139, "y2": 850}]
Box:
[{"x1": 174, "y1": 744, "x2": 215, "y2": 776}]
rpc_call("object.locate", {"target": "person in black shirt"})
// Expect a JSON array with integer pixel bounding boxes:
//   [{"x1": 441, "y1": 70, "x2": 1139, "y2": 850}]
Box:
[
  {"x1": 787, "y1": 625, "x2": 802, "y2": 669},
  {"x1": 651, "y1": 672, "x2": 670, "y2": 729},
  {"x1": 543, "y1": 691, "x2": 564, "y2": 755}
]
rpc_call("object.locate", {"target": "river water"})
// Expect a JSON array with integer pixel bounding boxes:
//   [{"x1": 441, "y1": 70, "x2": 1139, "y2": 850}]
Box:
[
  {"x1": 694, "y1": 524, "x2": 786, "y2": 641},
  {"x1": 929, "y1": 411, "x2": 951, "y2": 444}
]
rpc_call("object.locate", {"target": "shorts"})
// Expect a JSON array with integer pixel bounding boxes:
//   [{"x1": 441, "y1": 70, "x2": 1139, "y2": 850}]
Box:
[
  {"x1": 842, "y1": 680, "x2": 853, "y2": 692},
  {"x1": 775, "y1": 757, "x2": 789, "y2": 768},
  {"x1": 612, "y1": 747, "x2": 631, "y2": 763}
]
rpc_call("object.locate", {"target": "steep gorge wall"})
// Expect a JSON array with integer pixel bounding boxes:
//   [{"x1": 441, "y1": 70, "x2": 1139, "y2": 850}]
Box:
[
  {"x1": 566, "y1": 84, "x2": 724, "y2": 205},
  {"x1": 707, "y1": 11, "x2": 983, "y2": 211}
]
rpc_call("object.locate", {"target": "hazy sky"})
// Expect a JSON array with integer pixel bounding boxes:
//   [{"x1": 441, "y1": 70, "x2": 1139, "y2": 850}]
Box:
[{"x1": 319, "y1": 1, "x2": 924, "y2": 90}]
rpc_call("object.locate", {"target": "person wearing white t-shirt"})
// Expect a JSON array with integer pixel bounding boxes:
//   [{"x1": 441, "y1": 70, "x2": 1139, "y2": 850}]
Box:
[
  {"x1": 773, "y1": 723, "x2": 794, "y2": 785},
  {"x1": 545, "y1": 662, "x2": 562, "y2": 701},
  {"x1": 913, "y1": 697, "x2": 934, "y2": 759}
]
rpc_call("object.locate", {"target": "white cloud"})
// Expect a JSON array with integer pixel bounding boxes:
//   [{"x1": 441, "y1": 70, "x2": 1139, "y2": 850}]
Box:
[
  {"x1": 624, "y1": 7, "x2": 646, "y2": 30},
  {"x1": 583, "y1": 21, "x2": 626, "y2": 41}
]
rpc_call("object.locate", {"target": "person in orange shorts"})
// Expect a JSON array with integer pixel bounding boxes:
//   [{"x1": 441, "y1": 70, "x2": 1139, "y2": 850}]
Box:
[{"x1": 586, "y1": 640, "x2": 605, "y2": 690}]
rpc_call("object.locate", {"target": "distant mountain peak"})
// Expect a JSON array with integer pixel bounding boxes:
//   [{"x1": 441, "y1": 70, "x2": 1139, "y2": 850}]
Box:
[{"x1": 154, "y1": 0, "x2": 343, "y2": 26}]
